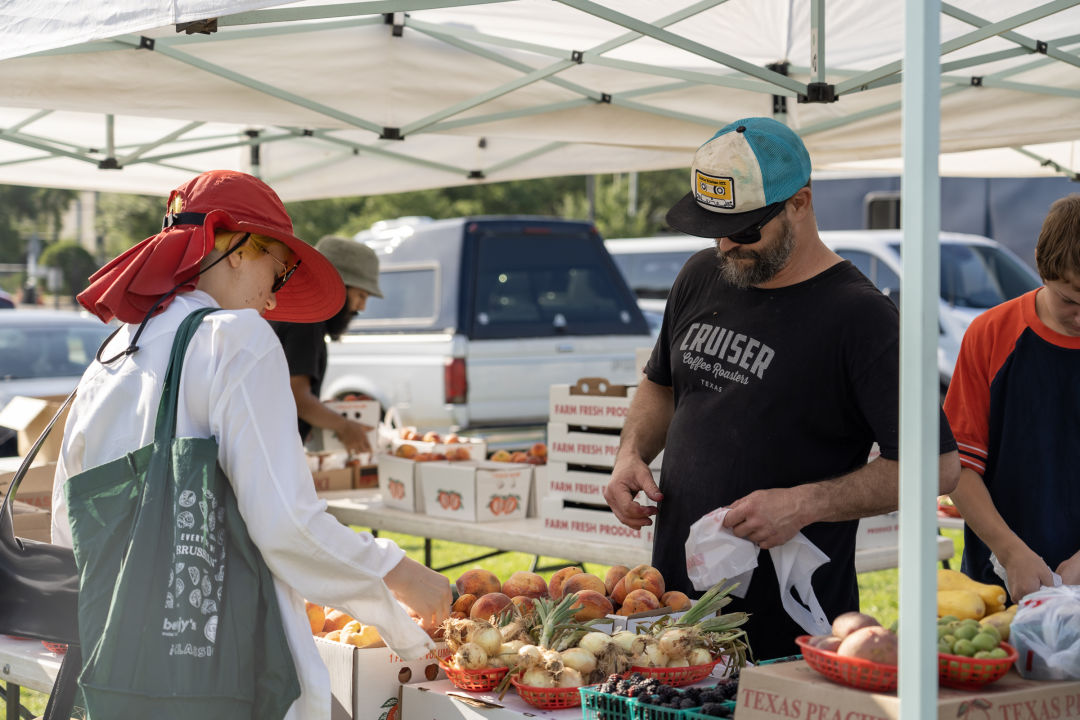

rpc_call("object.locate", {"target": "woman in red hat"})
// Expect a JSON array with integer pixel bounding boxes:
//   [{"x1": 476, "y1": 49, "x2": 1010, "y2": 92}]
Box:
[{"x1": 50, "y1": 170, "x2": 451, "y2": 720}]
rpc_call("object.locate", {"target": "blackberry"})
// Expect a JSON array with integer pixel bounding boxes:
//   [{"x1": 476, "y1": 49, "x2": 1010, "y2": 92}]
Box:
[{"x1": 700, "y1": 702, "x2": 734, "y2": 717}]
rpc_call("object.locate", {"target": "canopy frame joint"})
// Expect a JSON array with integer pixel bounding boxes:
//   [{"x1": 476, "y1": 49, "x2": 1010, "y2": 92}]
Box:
[{"x1": 798, "y1": 82, "x2": 837, "y2": 103}]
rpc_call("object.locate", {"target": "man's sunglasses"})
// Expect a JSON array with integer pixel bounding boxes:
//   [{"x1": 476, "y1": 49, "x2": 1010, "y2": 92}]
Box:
[
  {"x1": 726, "y1": 201, "x2": 787, "y2": 244},
  {"x1": 231, "y1": 233, "x2": 301, "y2": 292}
]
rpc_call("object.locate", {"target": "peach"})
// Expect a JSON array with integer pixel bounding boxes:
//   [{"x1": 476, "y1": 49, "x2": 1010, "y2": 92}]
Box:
[
  {"x1": 660, "y1": 591, "x2": 692, "y2": 612},
  {"x1": 445, "y1": 433, "x2": 460, "y2": 444},
  {"x1": 490, "y1": 449, "x2": 512, "y2": 462},
  {"x1": 449, "y1": 611, "x2": 467, "y2": 620},
  {"x1": 502, "y1": 571, "x2": 548, "y2": 599},
  {"x1": 452, "y1": 593, "x2": 477, "y2": 616},
  {"x1": 422, "y1": 431, "x2": 441, "y2": 443},
  {"x1": 470, "y1": 592, "x2": 513, "y2": 621},
  {"x1": 324, "y1": 629, "x2": 343, "y2": 642},
  {"x1": 570, "y1": 590, "x2": 614, "y2": 621},
  {"x1": 511, "y1": 595, "x2": 537, "y2": 617},
  {"x1": 395, "y1": 443, "x2": 418, "y2": 459},
  {"x1": 622, "y1": 564, "x2": 665, "y2": 601},
  {"x1": 510, "y1": 451, "x2": 529, "y2": 463},
  {"x1": 305, "y1": 601, "x2": 326, "y2": 634},
  {"x1": 611, "y1": 576, "x2": 629, "y2": 605},
  {"x1": 562, "y1": 573, "x2": 607, "y2": 598},
  {"x1": 401, "y1": 427, "x2": 419, "y2": 440},
  {"x1": 604, "y1": 565, "x2": 630, "y2": 595},
  {"x1": 323, "y1": 609, "x2": 356, "y2": 633},
  {"x1": 617, "y1": 588, "x2": 662, "y2": 616},
  {"x1": 528, "y1": 442, "x2": 548, "y2": 458},
  {"x1": 548, "y1": 566, "x2": 584, "y2": 600},
  {"x1": 455, "y1": 568, "x2": 502, "y2": 597}
]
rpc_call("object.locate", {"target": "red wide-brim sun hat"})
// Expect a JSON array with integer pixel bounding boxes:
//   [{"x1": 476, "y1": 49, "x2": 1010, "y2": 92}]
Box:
[{"x1": 78, "y1": 170, "x2": 344, "y2": 325}]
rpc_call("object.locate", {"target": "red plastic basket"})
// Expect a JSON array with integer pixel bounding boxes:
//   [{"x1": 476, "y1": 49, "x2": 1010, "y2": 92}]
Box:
[
  {"x1": 437, "y1": 658, "x2": 508, "y2": 691},
  {"x1": 629, "y1": 658, "x2": 721, "y2": 687},
  {"x1": 795, "y1": 635, "x2": 898, "y2": 692},
  {"x1": 510, "y1": 675, "x2": 583, "y2": 709},
  {"x1": 938, "y1": 642, "x2": 1017, "y2": 689},
  {"x1": 41, "y1": 641, "x2": 68, "y2": 655}
]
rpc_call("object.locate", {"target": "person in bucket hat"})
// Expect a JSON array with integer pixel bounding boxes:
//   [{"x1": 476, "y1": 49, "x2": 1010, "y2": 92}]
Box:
[
  {"x1": 604, "y1": 119, "x2": 961, "y2": 660},
  {"x1": 55, "y1": 170, "x2": 451, "y2": 720},
  {"x1": 270, "y1": 236, "x2": 385, "y2": 453}
]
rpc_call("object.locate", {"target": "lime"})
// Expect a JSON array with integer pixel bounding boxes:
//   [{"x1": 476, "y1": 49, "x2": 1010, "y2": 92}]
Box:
[
  {"x1": 960, "y1": 618, "x2": 981, "y2": 629},
  {"x1": 937, "y1": 625, "x2": 953, "y2": 639},
  {"x1": 971, "y1": 632, "x2": 999, "y2": 652},
  {"x1": 988, "y1": 647, "x2": 1009, "y2": 659},
  {"x1": 942, "y1": 634, "x2": 957, "y2": 647},
  {"x1": 974, "y1": 650, "x2": 992, "y2": 659},
  {"x1": 938, "y1": 640, "x2": 955, "y2": 654},
  {"x1": 952, "y1": 639, "x2": 977, "y2": 657},
  {"x1": 939, "y1": 615, "x2": 959, "y2": 624},
  {"x1": 954, "y1": 625, "x2": 978, "y2": 641},
  {"x1": 979, "y1": 624, "x2": 1001, "y2": 643}
]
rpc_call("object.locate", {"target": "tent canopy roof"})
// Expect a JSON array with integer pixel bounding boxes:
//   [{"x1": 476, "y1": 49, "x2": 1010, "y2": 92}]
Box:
[{"x1": 2, "y1": 0, "x2": 1079, "y2": 200}]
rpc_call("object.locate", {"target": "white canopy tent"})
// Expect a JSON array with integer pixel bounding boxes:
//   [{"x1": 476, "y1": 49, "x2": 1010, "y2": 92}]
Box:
[
  {"x1": 0, "y1": 1, "x2": 1079, "y2": 200},
  {"x1": 3, "y1": 3, "x2": 1079, "y2": 718}
]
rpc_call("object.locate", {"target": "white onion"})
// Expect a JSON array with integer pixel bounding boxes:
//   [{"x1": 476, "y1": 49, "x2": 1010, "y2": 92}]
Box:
[
  {"x1": 557, "y1": 667, "x2": 584, "y2": 688},
  {"x1": 578, "y1": 631, "x2": 613, "y2": 657},
  {"x1": 658, "y1": 628, "x2": 693, "y2": 659},
  {"x1": 687, "y1": 647, "x2": 713, "y2": 666},
  {"x1": 469, "y1": 625, "x2": 503, "y2": 657},
  {"x1": 560, "y1": 647, "x2": 597, "y2": 674},
  {"x1": 666, "y1": 657, "x2": 690, "y2": 667},
  {"x1": 521, "y1": 667, "x2": 555, "y2": 688},
  {"x1": 611, "y1": 631, "x2": 645, "y2": 656},
  {"x1": 643, "y1": 642, "x2": 670, "y2": 668},
  {"x1": 487, "y1": 655, "x2": 507, "y2": 668},
  {"x1": 454, "y1": 642, "x2": 488, "y2": 670},
  {"x1": 518, "y1": 644, "x2": 543, "y2": 664}
]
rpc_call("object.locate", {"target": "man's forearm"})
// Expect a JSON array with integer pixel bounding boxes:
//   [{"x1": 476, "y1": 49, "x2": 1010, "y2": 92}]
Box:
[
  {"x1": 616, "y1": 378, "x2": 673, "y2": 464},
  {"x1": 949, "y1": 467, "x2": 1026, "y2": 561},
  {"x1": 796, "y1": 457, "x2": 900, "y2": 525}
]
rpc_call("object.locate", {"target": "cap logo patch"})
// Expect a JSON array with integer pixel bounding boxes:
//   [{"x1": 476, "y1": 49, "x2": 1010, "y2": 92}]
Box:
[
  {"x1": 168, "y1": 194, "x2": 184, "y2": 214},
  {"x1": 694, "y1": 170, "x2": 735, "y2": 210}
]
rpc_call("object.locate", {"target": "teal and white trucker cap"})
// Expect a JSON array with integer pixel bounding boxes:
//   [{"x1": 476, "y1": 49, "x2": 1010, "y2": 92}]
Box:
[{"x1": 665, "y1": 117, "x2": 812, "y2": 242}]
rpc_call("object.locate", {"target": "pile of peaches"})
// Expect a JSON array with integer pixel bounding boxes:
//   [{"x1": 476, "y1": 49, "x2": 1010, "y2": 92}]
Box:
[
  {"x1": 451, "y1": 563, "x2": 687, "y2": 623},
  {"x1": 393, "y1": 428, "x2": 474, "y2": 461},
  {"x1": 304, "y1": 601, "x2": 384, "y2": 648},
  {"x1": 488, "y1": 442, "x2": 547, "y2": 465}
]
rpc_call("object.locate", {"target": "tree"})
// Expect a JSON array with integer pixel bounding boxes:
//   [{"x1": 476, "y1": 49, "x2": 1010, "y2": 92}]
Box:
[
  {"x1": 96, "y1": 191, "x2": 165, "y2": 259},
  {"x1": 39, "y1": 241, "x2": 98, "y2": 300},
  {"x1": 0, "y1": 185, "x2": 77, "y2": 263}
]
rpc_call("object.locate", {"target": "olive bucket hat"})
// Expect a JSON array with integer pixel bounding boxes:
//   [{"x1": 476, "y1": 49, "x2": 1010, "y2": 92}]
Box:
[{"x1": 314, "y1": 236, "x2": 384, "y2": 298}]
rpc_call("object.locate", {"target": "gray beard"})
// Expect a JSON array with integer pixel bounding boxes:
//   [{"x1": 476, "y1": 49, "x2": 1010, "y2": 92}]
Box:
[{"x1": 715, "y1": 218, "x2": 796, "y2": 289}]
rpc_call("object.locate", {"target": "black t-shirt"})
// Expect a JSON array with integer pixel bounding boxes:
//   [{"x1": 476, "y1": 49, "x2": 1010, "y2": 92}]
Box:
[
  {"x1": 646, "y1": 249, "x2": 956, "y2": 660},
  {"x1": 269, "y1": 320, "x2": 328, "y2": 441}
]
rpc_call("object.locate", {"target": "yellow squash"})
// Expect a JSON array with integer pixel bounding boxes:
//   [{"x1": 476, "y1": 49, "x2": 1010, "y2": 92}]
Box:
[
  {"x1": 938, "y1": 569, "x2": 1006, "y2": 614},
  {"x1": 937, "y1": 589, "x2": 985, "y2": 620}
]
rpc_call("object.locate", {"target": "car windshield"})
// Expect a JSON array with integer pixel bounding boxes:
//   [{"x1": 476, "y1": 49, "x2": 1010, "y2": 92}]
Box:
[
  {"x1": 610, "y1": 249, "x2": 701, "y2": 299},
  {"x1": 0, "y1": 322, "x2": 112, "y2": 381},
  {"x1": 889, "y1": 242, "x2": 1041, "y2": 309}
]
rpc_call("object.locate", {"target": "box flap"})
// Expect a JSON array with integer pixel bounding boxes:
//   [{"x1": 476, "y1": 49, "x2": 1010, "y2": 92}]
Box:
[{"x1": 0, "y1": 396, "x2": 50, "y2": 431}]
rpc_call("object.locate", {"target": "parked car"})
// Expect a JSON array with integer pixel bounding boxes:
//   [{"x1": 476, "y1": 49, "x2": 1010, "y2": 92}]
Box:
[
  {"x1": 0, "y1": 309, "x2": 114, "y2": 454},
  {"x1": 321, "y1": 216, "x2": 652, "y2": 430},
  {"x1": 605, "y1": 230, "x2": 1042, "y2": 392}
]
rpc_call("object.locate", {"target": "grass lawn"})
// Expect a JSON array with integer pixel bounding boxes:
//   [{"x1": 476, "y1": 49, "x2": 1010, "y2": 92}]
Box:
[{"x1": 6, "y1": 526, "x2": 966, "y2": 717}]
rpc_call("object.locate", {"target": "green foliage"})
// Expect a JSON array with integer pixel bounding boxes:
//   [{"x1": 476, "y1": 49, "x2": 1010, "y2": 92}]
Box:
[
  {"x1": 0, "y1": 185, "x2": 76, "y2": 262},
  {"x1": 96, "y1": 191, "x2": 165, "y2": 258},
  {"x1": 39, "y1": 241, "x2": 98, "y2": 298}
]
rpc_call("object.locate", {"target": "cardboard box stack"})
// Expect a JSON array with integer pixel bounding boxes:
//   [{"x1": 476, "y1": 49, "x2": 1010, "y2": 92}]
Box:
[
  {"x1": 1, "y1": 459, "x2": 57, "y2": 542},
  {"x1": 0, "y1": 394, "x2": 70, "y2": 463},
  {"x1": 541, "y1": 378, "x2": 659, "y2": 548}
]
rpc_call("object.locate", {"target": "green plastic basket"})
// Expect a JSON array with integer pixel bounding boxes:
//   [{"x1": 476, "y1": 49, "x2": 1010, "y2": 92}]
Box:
[
  {"x1": 682, "y1": 701, "x2": 737, "y2": 719},
  {"x1": 579, "y1": 685, "x2": 634, "y2": 720}
]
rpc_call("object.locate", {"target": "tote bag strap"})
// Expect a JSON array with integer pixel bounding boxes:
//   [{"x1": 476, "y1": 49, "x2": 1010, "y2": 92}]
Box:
[{"x1": 151, "y1": 307, "x2": 220, "y2": 444}]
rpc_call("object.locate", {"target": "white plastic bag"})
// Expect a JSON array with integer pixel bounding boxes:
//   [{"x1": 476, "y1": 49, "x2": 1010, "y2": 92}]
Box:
[{"x1": 1010, "y1": 585, "x2": 1080, "y2": 680}]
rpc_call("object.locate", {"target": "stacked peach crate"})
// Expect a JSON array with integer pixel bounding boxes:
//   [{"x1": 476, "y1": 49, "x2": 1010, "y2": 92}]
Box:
[{"x1": 541, "y1": 377, "x2": 661, "y2": 548}]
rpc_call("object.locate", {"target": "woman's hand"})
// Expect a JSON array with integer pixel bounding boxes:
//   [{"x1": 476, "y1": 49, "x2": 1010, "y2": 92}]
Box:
[{"x1": 383, "y1": 556, "x2": 452, "y2": 631}]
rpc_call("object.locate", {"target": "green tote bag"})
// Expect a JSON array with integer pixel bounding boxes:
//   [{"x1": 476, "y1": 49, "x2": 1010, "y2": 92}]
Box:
[{"x1": 65, "y1": 308, "x2": 300, "y2": 720}]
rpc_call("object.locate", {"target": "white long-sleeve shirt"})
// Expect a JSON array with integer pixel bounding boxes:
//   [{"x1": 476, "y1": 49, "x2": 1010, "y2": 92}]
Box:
[{"x1": 51, "y1": 290, "x2": 433, "y2": 720}]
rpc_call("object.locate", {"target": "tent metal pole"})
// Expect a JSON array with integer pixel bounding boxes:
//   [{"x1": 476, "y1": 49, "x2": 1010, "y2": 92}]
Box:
[
  {"x1": 1012, "y1": 147, "x2": 1080, "y2": 179},
  {"x1": 554, "y1": 0, "x2": 806, "y2": 95},
  {"x1": 798, "y1": 86, "x2": 965, "y2": 136},
  {"x1": 587, "y1": 55, "x2": 794, "y2": 94},
  {"x1": 481, "y1": 141, "x2": 568, "y2": 176},
  {"x1": 943, "y1": 3, "x2": 1080, "y2": 69},
  {"x1": 311, "y1": 132, "x2": 473, "y2": 175},
  {"x1": 6, "y1": 109, "x2": 52, "y2": 133},
  {"x1": 218, "y1": 0, "x2": 512, "y2": 27},
  {"x1": 898, "y1": 0, "x2": 941, "y2": 716},
  {"x1": 127, "y1": 130, "x2": 298, "y2": 166},
  {"x1": 837, "y1": 0, "x2": 1078, "y2": 95},
  {"x1": 811, "y1": 0, "x2": 826, "y2": 83},
  {"x1": 118, "y1": 121, "x2": 205, "y2": 165},
  {"x1": 429, "y1": 99, "x2": 595, "y2": 133}
]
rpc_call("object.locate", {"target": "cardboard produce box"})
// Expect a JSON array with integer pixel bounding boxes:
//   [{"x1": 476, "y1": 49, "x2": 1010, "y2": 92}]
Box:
[
  {"x1": 0, "y1": 395, "x2": 70, "y2": 463},
  {"x1": 547, "y1": 422, "x2": 662, "y2": 470},
  {"x1": 539, "y1": 495, "x2": 653, "y2": 547},
  {"x1": 376, "y1": 454, "x2": 424, "y2": 512},
  {"x1": 856, "y1": 512, "x2": 899, "y2": 550},
  {"x1": 547, "y1": 381, "x2": 635, "y2": 430},
  {"x1": 541, "y1": 461, "x2": 659, "y2": 506},
  {"x1": 314, "y1": 636, "x2": 449, "y2": 720},
  {"x1": 0, "y1": 460, "x2": 56, "y2": 510},
  {"x1": 734, "y1": 656, "x2": 1080, "y2": 720},
  {"x1": 309, "y1": 400, "x2": 380, "y2": 455},
  {"x1": 419, "y1": 460, "x2": 530, "y2": 523},
  {"x1": 12, "y1": 499, "x2": 51, "y2": 542}
]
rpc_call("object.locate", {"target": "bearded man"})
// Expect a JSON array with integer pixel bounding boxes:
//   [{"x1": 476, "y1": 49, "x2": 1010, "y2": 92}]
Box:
[
  {"x1": 604, "y1": 117, "x2": 961, "y2": 660},
  {"x1": 270, "y1": 236, "x2": 383, "y2": 454}
]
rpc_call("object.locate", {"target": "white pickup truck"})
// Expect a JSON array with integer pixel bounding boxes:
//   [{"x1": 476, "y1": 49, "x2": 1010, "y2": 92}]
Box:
[{"x1": 321, "y1": 216, "x2": 653, "y2": 431}]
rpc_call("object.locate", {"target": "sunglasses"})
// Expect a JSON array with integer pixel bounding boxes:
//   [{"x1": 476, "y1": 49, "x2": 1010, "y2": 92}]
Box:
[
  {"x1": 231, "y1": 233, "x2": 301, "y2": 293},
  {"x1": 727, "y1": 201, "x2": 787, "y2": 244}
]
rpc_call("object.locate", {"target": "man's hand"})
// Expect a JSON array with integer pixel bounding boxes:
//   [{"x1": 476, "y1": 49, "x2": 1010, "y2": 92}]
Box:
[
  {"x1": 335, "y1": 419, "x2": 374, "y2": 455},
  {"x1": 722, "y1": 488, "x2": 808, "y2": 549},
  {"x1": 604, "y1": 453, "x2": 663, "y2": 529},
  {"x1": 383, "y1": 556, "x2": 452, "y2": 632},
  {"x1": 1000, "y1": 543, "x2": 1056, "y2": 602},
  {"x1": 1056, "y1": 550, "x2": 1080, "y2": 587}
]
